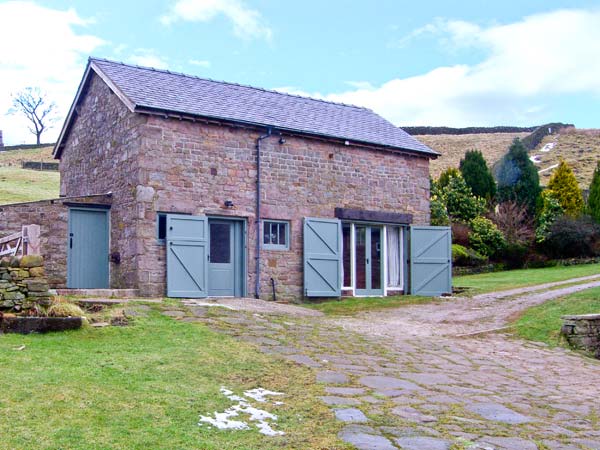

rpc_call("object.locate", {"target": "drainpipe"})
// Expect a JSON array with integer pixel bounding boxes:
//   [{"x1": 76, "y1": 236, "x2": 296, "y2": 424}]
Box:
[{"x1": 255, "y1": 128, "x2": 272, "y2": 299}]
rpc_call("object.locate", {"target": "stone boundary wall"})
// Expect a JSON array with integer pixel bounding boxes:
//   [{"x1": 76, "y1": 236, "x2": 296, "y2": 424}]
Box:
[
  {"x1": 0, "y1": 255, "x2": 51, "y2": 312},
  {"x1": 0, "y1": 194, "x2": 112, "y2": 287},
  {"x1": 21, "y1": 161, "x2": 59, "y2": 171},
  {"x1": 561, "y1": 314, "x2": 600, "y2": 358}
]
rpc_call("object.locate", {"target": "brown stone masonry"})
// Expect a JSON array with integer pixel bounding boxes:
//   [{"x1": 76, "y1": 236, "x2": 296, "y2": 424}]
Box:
[
  {"x1": 135, "y1": 116, "x2": 430, "y2": 300},
  {"x1": 0, "y1": 194, "x2": 112, "y2": 287}
]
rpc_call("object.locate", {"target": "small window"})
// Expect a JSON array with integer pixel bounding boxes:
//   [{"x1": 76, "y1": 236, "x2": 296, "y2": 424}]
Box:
[
  {"x1": 157, "y1": 212, "x2": 167, "y2": 242},
  {"x1": 263, "y1": 220, "x2": 289, "y2": 250}
]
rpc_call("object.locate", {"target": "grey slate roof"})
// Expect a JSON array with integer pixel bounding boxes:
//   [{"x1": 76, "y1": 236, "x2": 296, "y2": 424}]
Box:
[{"x1": 89, "y1": 57, "x2": 437, "y2": 156}]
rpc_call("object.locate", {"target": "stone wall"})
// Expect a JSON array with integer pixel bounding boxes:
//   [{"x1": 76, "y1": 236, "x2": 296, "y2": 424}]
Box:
[
  {"x1": 59, "y1": 72, "x2": 145, "y2": 289},
  {"x1": 0, "y1": 255, "x2": 51, "y2": 312},
  {"x1": 0, "y1": 194, "x2": 112, "y2": 287},
  {"x1": 135, "y1": 117, "x2": 430, "y2": 300},
  {"x1": 561, "y1": 314, "x2": 600, "y2": 358}
]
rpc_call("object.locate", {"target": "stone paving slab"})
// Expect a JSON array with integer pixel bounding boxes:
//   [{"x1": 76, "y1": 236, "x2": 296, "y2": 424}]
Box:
[
  {"x1": 172, "y1": 278, "x2": 600, "y2": 449},
  {"x1": 338, "y1": 425, "x2": 396, "y2": 450},
  {"x1": 334, "y1": 408, "x2": 369, "y2": 423},
  {"x1": 394, "y1": 436, "x2": 450, "y2": 450}
]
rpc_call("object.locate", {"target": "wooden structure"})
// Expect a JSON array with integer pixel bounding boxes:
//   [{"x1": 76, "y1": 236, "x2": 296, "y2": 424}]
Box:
[{"x1": 0, "y1": 225, "x2": 41, "y2": 256}]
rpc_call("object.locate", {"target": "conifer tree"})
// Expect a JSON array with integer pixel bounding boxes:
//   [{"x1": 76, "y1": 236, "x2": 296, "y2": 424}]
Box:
[
  {"x1": 547, "y1": 159, "x2": 584, "y2": 217},
  {"x1": 495, "y1": 138, "x2": 541, "y2": 215},
  {"x1": 587, "y1": 161, "x2": 600, "y2": 223},
  {"x1": 459, "y1": 150, "x2": 496, "y2": 201}
]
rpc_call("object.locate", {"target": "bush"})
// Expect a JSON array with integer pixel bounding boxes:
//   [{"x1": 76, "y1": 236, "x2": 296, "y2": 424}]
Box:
[
  {"x1": 451, "y1": 222, "x2": 471, "y2": 246},
  {"x1": 444, "y1": 175, "x2": 486, "y2": 222},
  {"x1": 47, "y1": 298, "x2": 85, "y2": 318},
  {"x1": 469, "y1": 217, "x2": 506, "y2": 257},
  {"x1": 430, "y1": 180, "x2": 450, "y2": 226},
  {"x1": 500, "y1": 243, "x2": 529, "y2": 269},
  {"x1": 492, "y1": 201, "x2": 534, "y2": 246},
  {"x1": 587, "y1": 161, "x2": 600, "y2": 223},
  {"x1": 541, "y1": 216, "x2": 600, "y2": 258},
  {"x1": 452, "y1": 244, "x2": 488, "y2": 266},
  {"x1": 547, "y1": 159, "x2": 584, "y2": 217},
  {"x1": 459, "y1": 150, "x2": 496, "y2": 201},
  {"x1": 536, "y1": 191, "x2": 564, "y2": 243},
  {"x1": 495, "y1": 138, "x2": 541, "y2": 215}
]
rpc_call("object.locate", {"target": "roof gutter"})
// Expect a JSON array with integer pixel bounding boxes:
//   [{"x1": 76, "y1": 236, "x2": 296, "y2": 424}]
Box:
[{"x1": 255, "y1": 127, "x2": 272, "y2": 299}]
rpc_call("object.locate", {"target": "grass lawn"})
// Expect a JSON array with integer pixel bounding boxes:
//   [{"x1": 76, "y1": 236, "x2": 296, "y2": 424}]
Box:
[
  {"x1": 454, "y1": 263, "x2": 600, "y2": 295},
  {"x1": 513, "y1": 286, "x2": 600, "y2": 347},
  {"x1": 0, "y1": 309, "x2": 345, "y2": 449},
  {"x1": 0, "y1": 166, "x2": 59, "y2": 204},
  {"x1": 305, "y1": 295, "x2": 435, "y2": 316}
]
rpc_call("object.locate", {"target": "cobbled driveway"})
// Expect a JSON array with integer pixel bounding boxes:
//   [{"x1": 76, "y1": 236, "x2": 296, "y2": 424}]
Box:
[{"x1": 170, "y1": 280, "x2": 600, "y2": 450}]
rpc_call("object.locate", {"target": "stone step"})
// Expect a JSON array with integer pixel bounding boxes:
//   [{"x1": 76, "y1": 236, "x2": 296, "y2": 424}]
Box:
[{"x1": 55, "y1": 288, "x2": 141, "y2": 298}]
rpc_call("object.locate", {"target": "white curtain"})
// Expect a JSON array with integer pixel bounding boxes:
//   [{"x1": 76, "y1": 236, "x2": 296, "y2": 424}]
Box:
[{"x1": 387, "y1": 226, "x2": 401, "y2": 287}]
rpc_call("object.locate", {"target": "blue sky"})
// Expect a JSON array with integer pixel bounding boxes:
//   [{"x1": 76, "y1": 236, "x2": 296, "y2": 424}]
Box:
[{"x1": 1, "y1": 0, "x2": 600, "y2": 144}]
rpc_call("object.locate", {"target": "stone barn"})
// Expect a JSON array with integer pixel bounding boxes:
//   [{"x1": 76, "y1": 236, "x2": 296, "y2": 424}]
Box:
[{"x1": 0, "y1": 58, "x2": 451, "y2": 301}]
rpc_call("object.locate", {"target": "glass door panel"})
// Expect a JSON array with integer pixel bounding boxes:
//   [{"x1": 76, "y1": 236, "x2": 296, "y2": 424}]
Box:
[
  {"x1": 354, "y1": 225, "x2": 383, "y2": 295},
  {"x1": 355, "y1": 226, "x2": 366, "y2": 290},
  {"x1": 370, "y1": 228, "x2": 381, "y2": 290}
]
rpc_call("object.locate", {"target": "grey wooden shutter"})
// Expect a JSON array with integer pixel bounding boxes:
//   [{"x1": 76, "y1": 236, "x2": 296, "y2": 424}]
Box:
[
  {"x1": 167, "y1": 214, "x2": 208, "y2": 298},
  {"x1": 410, "y1": 226, "x2": 452, "y2": 296},
  {"x1": 303, "y1": 218, "x2": 342, "y2": 297}
]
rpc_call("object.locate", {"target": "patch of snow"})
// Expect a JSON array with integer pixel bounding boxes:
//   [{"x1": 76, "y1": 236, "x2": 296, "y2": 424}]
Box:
[
  {"x1": 199, "y1": 386, "x2": 285, "y2": 436},
  {"x1": 244, "y1": 388, "x2": 285, "y2": 403},
  {"x1": 540, "y1": 142, "x2": 556, "y2": 152},
  {"x1": 538, "y1": 164, "x2": 559, "y2": 174},
  {"x1": 530, "y1": 155, "x2": 542, "y2": 164}
]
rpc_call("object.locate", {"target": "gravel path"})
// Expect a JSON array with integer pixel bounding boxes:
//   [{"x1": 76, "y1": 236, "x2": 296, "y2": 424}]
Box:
[
  {"x1": 165, "y1": 276, "x2": 600, "y2": 449},
  {"x1": 335, "y1": 278, "x2": 600, "y2": 338}
]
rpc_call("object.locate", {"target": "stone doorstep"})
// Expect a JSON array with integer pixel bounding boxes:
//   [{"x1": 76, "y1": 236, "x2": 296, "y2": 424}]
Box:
[
  {"x1": 56, "y1": 289, "x2": 141, "y2": 298},
  {"x1": 76, "y1": 297, "x2": 163, "y2": 306}
]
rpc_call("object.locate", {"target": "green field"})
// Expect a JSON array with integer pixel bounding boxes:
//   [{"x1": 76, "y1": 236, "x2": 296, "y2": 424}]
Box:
[
  {"x1": 0, "y1": 309, "x2": 344, "y2": 449},
  {"x1": 513, "y1": 286, "x2": 600, "y2": 347},
  {"x1": 0, "y1": 145, "x2": 59, "y2": 204},
  {"x1": 454, "y1": 263, "x2": 600, "y2": 295}
]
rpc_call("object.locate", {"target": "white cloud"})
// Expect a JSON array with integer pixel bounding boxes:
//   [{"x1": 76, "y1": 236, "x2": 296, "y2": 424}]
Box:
[
  {"x1": 161, "y1": 0, "x2": 272, "y2": 41},
  {"x1": 189, "y1": 59, "x2": 212, "y2": 68},
  {"x1": 329, "y1": 8, "x2": 600, "y2": 127},
  {"x1": 0, "y1": 1, "x2": 105, "y2": 145},
  {"x1": 128, "y1": 49, "x2": 169, "y2": 69}
]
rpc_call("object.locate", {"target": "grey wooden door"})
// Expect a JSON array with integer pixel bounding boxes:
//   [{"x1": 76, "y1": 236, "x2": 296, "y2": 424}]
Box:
[
  {"x1": 67, "y1": 208, "x2": 109, "y2": 289},
  {"x1": 166, "y1": 214, "x2": 208, "y2": 298},
  {"x1": 208, "y1": 220, "x2": 235, "y2": 296},
  {"x1": 304, "y1": 217, "x2": 342, "y2": 297},
  {"x1": 354, "y1": 225, "x2": 383, "y2": 296},
  {"x1": 410, "y1": 226, "x2": 452, "y2": 296}
]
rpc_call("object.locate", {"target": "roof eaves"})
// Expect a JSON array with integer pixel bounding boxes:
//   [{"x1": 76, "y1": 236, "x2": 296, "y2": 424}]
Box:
[{"x1": 134, "y1": 105, "x2": 439, "y2": 158}]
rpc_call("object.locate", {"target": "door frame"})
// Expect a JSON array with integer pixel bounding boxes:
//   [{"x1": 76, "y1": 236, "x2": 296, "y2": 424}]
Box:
[
  {"x1": 67, "y1": 206, "x2": 110, "y2": 289},
  {"x1": 207, "y1": 216, "x2": 247, "y2": 297}
]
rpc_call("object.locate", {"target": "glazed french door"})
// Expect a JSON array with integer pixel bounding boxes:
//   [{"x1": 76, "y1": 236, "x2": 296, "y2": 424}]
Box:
[{"x1": 354, "y1": 225, "x2": 383, "y2": 296}]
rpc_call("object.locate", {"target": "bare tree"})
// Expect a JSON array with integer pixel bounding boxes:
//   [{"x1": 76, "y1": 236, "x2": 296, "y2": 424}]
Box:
[{"x1": 10, "y1": 87, "x2": 57, "y2": 145}]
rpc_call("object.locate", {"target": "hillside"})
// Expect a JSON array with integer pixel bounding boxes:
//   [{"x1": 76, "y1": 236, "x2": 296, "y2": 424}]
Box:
[
  {"x1": 531, "y1": 128, "x2": 600, "y2": 188},
  {"x1": 421, "y1": 132, "x2": 530, "y2": 178},
  {"x1": 0, "y1": 145, "x2": 59, "y2": 204}
]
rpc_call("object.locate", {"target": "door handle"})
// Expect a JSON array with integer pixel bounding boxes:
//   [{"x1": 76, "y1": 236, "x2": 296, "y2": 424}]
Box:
[
  {"x1": 69, "y1": 233, "x2": 73, "y2": 249},
  {"x1": 366, "y1": 257, "x2": 369, "y2": 264}
]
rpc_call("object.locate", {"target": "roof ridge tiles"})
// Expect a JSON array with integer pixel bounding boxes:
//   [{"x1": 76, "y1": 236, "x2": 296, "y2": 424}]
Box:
[{"x1": 88, "y1": 56, "x2": 372, "y2": 112}]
